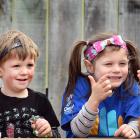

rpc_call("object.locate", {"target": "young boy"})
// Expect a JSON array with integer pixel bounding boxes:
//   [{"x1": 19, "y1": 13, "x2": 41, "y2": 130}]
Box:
[{"x1": 0, "y1": 30, "x2": 60, "y2": 138}]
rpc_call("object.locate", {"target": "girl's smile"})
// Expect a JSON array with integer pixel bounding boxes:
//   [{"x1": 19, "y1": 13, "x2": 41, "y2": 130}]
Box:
[{"x1": 90, "y1": 47, "x2": 128, "y2": 89}]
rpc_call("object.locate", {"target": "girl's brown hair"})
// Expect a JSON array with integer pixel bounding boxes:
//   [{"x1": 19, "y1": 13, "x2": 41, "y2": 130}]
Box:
[{"x1": 64, "y1": 33, "x2": 140, "y2": 104}]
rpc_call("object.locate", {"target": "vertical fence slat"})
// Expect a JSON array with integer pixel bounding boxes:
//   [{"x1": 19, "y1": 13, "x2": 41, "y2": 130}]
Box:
[
  {"x1": 84, "y1": 0, "x2": 118, "y2": 39},
  {"x1": 119, "y1": 0, "x2": 140, "y2": 47},
  {"x1": 48, "y1": 0, "x2": 83, "y2": 117},
  {"x1": 12, "y1": 0, "x2": 46, "y2": 92}
]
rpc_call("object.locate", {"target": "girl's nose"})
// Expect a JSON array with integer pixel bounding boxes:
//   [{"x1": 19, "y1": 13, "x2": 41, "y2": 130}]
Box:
[{"x1": 113, "y1": 65, "x2": 120, "y2": 72}]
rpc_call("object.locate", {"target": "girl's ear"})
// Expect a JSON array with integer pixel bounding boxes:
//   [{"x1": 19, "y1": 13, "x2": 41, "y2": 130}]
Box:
[{"x1": 84, "y1": 59, "x2": 95, "y2": 73}]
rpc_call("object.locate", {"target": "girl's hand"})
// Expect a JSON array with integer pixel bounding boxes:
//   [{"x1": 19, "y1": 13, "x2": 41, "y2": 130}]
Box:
[
  {"x1": 86, "y1": 74, "x2": 112, "y2": 112},
  {"x1": 31, "y1": 118, "x2": 52, "y2": 137},
  {"x1": 114, "y1": 124, "x2": 136, "y2": 138},
  {"x1": 137, "y1": 70, "x2": 140, "y2": 81},
  {"x1": 88, "y1": 74, "x2": 112, "y2": 103}
]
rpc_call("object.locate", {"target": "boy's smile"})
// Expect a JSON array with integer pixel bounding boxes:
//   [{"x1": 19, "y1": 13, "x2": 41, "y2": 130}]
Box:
[{"x1": 0, "y1": 55, "x2": 35, "y2": 97}]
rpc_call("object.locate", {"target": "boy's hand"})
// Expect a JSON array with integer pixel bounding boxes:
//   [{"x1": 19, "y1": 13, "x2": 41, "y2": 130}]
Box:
[
  {"x1": 31, "y1": 118, "x2": 52, "y2": 137},
  {"x1": 114, "y1": 124, "x2": 136, "y2": 138}
]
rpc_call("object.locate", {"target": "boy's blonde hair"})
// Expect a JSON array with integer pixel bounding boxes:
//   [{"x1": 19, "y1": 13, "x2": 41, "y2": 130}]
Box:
[{"x1": 0, "y1": 30, "x2": 39, "y2": 65}]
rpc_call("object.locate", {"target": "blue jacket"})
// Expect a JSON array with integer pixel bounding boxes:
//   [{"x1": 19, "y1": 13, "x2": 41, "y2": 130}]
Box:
[{"x1": 61, "y1": 76, "x2": 140, "y2": 138}]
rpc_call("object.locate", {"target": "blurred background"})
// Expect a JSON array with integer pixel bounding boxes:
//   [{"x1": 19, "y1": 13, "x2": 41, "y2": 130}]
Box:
[{"x1": 0, "y1": 0, "x2": 140, "y2": 136}]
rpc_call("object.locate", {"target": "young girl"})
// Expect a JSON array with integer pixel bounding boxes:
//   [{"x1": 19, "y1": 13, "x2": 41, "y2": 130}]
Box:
[
  {"x1": 0, "y1": 30, "x2": 60, "y2": 138},
  {"x1": 61, "y1": 33, "x2": 140, "y2": 138}
]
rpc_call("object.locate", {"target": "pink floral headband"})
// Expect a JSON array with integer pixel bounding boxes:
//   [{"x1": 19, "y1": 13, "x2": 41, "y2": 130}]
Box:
[{"x1": 84, "y1": 35, "x2": 127, "y2": 61}]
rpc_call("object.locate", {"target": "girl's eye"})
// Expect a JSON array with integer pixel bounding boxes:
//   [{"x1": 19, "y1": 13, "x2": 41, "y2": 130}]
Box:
[
  {"x1": 120, "y1": 62, "x2": 127, "y2": 66},
  {"x1": 105, "y1": 63, "x2": 112, "y2": 66}
]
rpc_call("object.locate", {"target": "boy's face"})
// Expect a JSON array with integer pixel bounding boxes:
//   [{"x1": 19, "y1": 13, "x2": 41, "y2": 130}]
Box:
[{"x1": 0, "y1": 55, "x2": 35, "y2": 94}]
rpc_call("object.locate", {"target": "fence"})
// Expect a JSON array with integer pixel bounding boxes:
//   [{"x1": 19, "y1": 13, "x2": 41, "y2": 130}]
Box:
[{"x1": 0, "y1": 0, "x2": 140, "y2": 130}]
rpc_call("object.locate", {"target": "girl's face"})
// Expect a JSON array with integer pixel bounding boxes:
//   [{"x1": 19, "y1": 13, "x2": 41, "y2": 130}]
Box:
[
  {"x1": 90, "y1": 47, "x2": 128, "y2": 89},
  {"x1": 0, "y1": 55, "x2": 35, "y2": 94}
]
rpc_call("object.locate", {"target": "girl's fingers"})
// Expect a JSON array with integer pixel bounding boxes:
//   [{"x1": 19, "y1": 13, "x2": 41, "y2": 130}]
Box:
[
  {"x1": 103, "y1": 81, "x2": 111, "y2": 91},
  {"x1": 89, "y1": 74, "x2": 111, "y2": 89},
  {"x1": 137, "y1": 70, "x2": 140, "y2": 73},
  {"x1": 137, "y1": 74, "x2": 140, "y2": 78},
  {"x1": 124, "y1": 130, "x2": 135, "y2": 138},
  {"x1": 114, "y1": 124, "x2": 127, "y2": 137},
  {"x1": 100, "y1": 79, "x2": 110, "y2": 88},
  {"x1": 128, "y1": 132, "x2": 136, "y2": 139},
  {"x1": 88, "y1": 74, "x2": 109, "y2": 85},
  {"x1": 88, "y1": 75, "x2": 96, "y2": 86},
  {"x1": 106, "y1": 90, "x2": 113, "y2": 97},
  {"x1": 98, "y1": 74, "x2": 110, "y2": 85},
  {"x1": 137, "y1": 70, "x2": 140, "y2": 79},
  {"x1": 114, "y1": 124, "x2": 136, "y2": 139},
  {"x1": 114, "y1": 129, "x2": 121, "y2": 137}
]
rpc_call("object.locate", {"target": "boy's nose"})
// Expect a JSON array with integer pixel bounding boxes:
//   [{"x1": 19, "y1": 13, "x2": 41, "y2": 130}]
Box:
[{"x1": 20, "y1": 67, "x2": 28, "y2": 74}]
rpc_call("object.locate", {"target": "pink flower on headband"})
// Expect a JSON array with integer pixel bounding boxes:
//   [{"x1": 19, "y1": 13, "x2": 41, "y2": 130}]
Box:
[{"x1": 84, "y1": 35, "x2": 127, "y2": 61}]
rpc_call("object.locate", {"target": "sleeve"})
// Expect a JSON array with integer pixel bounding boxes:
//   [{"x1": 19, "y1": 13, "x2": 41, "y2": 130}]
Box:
[
  {"x1": 38, "y1": 94, "x2": 60, "y2": 128},
  {"x1": 128, "y1": 118, "x2": 140, "y2": 137},
  {"x1": 61, "y1": 76, "x2": 90, "y2": 131},
  {"x1": 70, "y1": 103, "x2": 98, "y2": 137},
  {"x1": 123, "y1": 82, "x2": 140, "y2": 123},
  {"x1": 52, "y1": 128, "x2": 61, "y2": 138},
  {"x1": 124, "y1": 96, "x2": 140, "y2": 123}
]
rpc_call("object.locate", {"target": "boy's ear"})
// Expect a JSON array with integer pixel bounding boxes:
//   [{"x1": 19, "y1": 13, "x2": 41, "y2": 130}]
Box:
[{"x1": 84, "y1": 59, "x2": 95, "y2": 73}]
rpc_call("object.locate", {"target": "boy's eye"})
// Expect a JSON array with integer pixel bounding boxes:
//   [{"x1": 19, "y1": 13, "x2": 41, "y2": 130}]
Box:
[
  {"x1": 27, "y1": 64, "x2": 34, "y2": 67},
  {"x1": 13, "y1": 65, "x2": 20, "y2": 67}
]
